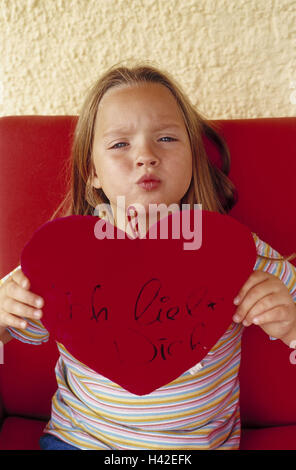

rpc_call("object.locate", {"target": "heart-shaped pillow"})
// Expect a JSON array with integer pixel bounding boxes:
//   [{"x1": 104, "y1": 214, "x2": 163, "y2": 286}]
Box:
[{"x1": 20, "y1": 210, "x2": 257, "y2": 395}]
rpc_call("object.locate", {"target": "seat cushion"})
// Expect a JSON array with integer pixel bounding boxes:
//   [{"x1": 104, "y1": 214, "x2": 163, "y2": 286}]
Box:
[
  {"x1": 0, "y1": 416, "x2": 47, "y2": 450},
  {"x1": 240, "y1": 425, "x2": 296, "y2": 450}
]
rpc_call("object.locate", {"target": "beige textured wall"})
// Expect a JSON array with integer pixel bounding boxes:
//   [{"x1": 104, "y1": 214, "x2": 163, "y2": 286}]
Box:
[{"x1": 0, "y1": 0, "x2": 295, "y2": 119}]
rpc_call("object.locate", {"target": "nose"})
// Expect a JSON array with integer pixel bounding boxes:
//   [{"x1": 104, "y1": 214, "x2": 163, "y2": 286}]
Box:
[{"x1": 136, "y1": 153, "x2": 160, "y2": 168}]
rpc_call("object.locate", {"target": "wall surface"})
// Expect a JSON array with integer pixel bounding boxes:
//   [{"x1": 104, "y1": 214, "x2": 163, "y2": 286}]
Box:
[{"x1": 0, "y1": 0, "x2": 295, "y2": 118}]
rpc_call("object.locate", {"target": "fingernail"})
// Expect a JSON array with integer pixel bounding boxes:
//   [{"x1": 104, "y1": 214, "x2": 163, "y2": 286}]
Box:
[
  {"x1": 233, "y1": 314, "x2": 240, "y2": 322},
  {"x1": 233, "y1": 297, "x2": 240, "y2": 305},
  {"x1": 34, "y1": 310, "x2": 42, "y2": 319},
  {"x1": 20, "y1": 321, "x2": 27, "y2": 329},
  {"x1": 22, "y1": 280, "x2": 28, "y2": 288},
  {"x1": 35, "y1": 298, "x2": 43, "y2": 308},
  {"x1": 253, "y1": 317, "x2": 259, "y2": 325}
]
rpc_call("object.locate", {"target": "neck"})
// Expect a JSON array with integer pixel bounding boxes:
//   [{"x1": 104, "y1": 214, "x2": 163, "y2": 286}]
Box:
[{"x1": 112, "y1": 204, "x2": 180, "y2": 238}]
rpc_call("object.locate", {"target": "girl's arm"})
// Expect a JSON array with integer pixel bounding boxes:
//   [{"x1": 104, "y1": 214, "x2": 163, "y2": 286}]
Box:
[
  {"x1": 233, "y1": 234, "x2": 296, "y2": 347},
  {"x1": 0, "y1": 266, "x2": 48, "y2": 344}
]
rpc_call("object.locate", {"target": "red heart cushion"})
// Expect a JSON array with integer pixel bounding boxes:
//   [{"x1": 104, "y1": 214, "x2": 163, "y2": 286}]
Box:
[{"x1": 20, "y1": 210, "x2": 257, "y2": 395}]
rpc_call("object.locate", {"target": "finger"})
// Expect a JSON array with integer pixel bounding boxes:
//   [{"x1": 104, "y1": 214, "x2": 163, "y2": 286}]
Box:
[
  {"x1": 0, "y1": 309, "x2": 28, "y2": 329},
  {"x1": 11, "y1": 268, "x2": 30, "y2": 289},
  {"x1": 2, "y1": 296, "x2": 42, "y2": 323},
  {"x1": 233, "y1": 276, "x2": 281, "y2": 324},
  {"x1": 252, "y1": 306, "x2": 290, "y2": 326},
  {"x1": 242, "y1": 295, "x2": 293, "y2": 326},
  {"x1": 5, "y1": 280, "x2": 44, "y2": 310},
  {"x1": 239, "y1": 293, "x2": 291, "y2": 326},
  {"x1": 233, "y1": 271, "x2": 275, "y2": 306}
]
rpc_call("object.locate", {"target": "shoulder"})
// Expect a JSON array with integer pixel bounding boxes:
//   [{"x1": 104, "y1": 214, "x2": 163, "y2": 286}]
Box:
[
  {"x1": 251, "y1": 232, "x2": 296, "y2": 300},
  {"x1": 251, "y1": 232, "x2": 282, "y2": 259},
  {"x1": 251, "y1": 232, "x2": 292, "y2": 264}
]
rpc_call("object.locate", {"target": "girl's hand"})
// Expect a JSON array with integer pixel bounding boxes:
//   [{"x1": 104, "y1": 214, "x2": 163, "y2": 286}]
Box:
[
  {"x1": 232, "y1": 271, "x2": 296, "y2": 346},
  {"x1": 0, "y1": 268, "x2": 44, "y2": 331}
]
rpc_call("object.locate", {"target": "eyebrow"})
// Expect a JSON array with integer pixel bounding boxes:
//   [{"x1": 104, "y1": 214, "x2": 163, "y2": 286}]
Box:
[{"x1": 102, "y1": 123, "x2": 183, "y2": 139}]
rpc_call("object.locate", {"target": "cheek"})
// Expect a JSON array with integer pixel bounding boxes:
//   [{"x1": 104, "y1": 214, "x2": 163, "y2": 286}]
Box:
[
  {"x1": 101, "y1": 162, "x2": 131, "y2": 196},
  {"x1": 181, "y1": 154, "x2": 193, "y2": 190},
  {"x1": 96, "y1": 157, "x2": 127, "y2": 181},
  {"x1": 179, "y1": 151, "x2": 193, "y2": 178}
]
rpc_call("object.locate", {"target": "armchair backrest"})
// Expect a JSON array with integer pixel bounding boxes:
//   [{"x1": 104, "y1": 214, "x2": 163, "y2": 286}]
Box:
[{"x1": 0, "y1": 115, "x2": 296, "y2": 427}]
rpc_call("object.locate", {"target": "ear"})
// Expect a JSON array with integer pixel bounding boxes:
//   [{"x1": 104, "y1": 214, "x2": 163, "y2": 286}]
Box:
[
  {"x1": 90, "y1": 164, "x2": 102, "y2": 189},
  {"x1": 92, "y1": 173, "x2": 102, "y2": 189}
]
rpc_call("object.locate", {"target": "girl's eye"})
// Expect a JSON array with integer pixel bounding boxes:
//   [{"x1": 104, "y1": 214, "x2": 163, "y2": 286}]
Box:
[
  {"x1": 109, "y1": 137, "x2": 177, "y2": 149},
  {"x1": 110, "y1": 142, "x2": 128, "y2": 149},
  {"x1": 159, "y1": 136, "x2": 177, "y2": 142}
]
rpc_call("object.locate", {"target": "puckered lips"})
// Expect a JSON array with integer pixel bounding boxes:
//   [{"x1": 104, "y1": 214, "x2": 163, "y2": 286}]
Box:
[{"x1": 137, "y1": 173, "x2": 161, "y2": 190}]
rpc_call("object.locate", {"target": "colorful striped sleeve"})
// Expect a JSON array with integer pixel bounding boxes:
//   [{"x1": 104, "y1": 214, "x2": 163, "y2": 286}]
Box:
[
  {"x1": 252, "y1": 233, "x2": 296, "y2": 302},
  {"x1": 0, "y1": 265, "x2": 49, "y2": 345},
  {"x1": 7, "y1": 319, "x2": 49, "y2": 345}
]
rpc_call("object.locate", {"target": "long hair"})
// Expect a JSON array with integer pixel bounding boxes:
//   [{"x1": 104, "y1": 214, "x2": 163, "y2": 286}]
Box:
[{"x1": 50, "y1": 63, "x2": 237, "y2": 222}]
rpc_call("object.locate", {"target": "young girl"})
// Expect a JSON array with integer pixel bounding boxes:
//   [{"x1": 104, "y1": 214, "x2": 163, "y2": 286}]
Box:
[{"x1": 1, "y1": 64, "x2": 296, "y2": 450}]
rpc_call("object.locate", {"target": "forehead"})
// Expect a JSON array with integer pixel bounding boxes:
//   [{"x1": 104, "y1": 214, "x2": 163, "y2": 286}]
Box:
[{"x1": 95, "y1": 82, "x2": 185, "y2": 132}]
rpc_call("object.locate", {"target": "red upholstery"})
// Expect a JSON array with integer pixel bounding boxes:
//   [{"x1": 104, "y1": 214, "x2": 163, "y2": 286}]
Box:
[
  {"x1": 0, "y1": 115, "x2": 295, "y2": 450},
  {"x1": 0, "y1": 417, "x2": 46, "y2": 450}
]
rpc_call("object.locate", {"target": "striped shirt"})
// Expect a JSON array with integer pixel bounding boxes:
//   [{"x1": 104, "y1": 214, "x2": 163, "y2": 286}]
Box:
[{"x1": 2, "y1": 233, "x2": 296, "y2": 450}]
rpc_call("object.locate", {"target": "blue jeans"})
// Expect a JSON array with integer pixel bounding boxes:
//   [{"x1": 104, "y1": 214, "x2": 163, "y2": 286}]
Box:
[{"x1": 39, "y1": 433, "x2": 79, "y2": 450}]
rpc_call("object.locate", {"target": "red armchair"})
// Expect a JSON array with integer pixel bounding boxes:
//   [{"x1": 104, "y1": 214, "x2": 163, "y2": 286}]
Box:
[{"x1": 0, "y1": 115, "x2": 296, "y2": 450}]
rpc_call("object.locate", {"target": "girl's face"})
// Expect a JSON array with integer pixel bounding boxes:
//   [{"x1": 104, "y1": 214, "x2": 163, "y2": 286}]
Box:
[{"x1": 91, "y1": 82, "x2": 193, "y2": 229}]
